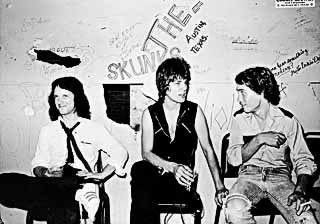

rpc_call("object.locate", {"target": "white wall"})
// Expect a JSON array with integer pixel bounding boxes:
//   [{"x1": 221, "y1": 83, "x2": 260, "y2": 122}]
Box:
[{"x1": 0, "y1": 1, "x2": 319, "y2": 224}]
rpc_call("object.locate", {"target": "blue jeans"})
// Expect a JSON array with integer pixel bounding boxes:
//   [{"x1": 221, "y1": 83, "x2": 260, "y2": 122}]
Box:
[{"x1": 224, "y1": 165, "x2": 318, "y2": 224}]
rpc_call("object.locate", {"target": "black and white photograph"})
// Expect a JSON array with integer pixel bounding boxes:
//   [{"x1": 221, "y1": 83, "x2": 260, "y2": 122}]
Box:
[{"x1": 0, "y1": 0, "x2": 319, "y2": 223}]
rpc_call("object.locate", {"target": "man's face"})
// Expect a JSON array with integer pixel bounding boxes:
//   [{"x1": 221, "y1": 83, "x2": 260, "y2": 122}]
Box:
[
  {"x1": 54, "y1": 86, "x2": 76, "y2": 116},
  {"x1": 166, "y1": 78, "x2": 189, "y2": 103},
  {"x1": 236, "y1": 84, "x2": 262, "y2": 113}
]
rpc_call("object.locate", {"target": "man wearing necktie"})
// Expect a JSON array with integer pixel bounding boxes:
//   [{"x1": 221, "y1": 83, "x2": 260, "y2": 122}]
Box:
[{"x1": 0, "y1": 76, "x2": 128, "y2": 224}]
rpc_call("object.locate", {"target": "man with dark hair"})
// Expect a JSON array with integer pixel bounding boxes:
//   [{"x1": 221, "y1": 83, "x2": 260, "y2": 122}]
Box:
[
  {"x1": 130, "y1": 57, "x2": 228, "y2": 224},
  {"x1": 224, "y1": 67, "x2": 318, "y2": 223},
  {"x1": 0, "y1": 76, "x2": 128, "y2": 224}
]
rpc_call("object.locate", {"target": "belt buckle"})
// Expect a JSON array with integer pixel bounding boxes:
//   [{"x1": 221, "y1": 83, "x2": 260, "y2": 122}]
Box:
[{"x1": 261, "y1": 168, "x2": 267, "y2": 181}]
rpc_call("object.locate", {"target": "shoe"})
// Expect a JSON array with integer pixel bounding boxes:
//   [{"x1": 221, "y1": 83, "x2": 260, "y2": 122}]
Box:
[{"x1": 75, "y1": 183, "x2": 100, "y2": 221}]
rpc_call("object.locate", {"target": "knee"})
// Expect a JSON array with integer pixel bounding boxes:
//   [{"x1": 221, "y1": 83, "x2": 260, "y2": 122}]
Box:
[
  {"x1": 223, "y1": 193, "x2": 255, "y2": 224},
  {"x1": 131, "y1": 161, "x2": 147, "y2": 177},
  {"x1": 130, "y1": 161, "x2": 156, "y2": 180},
  {"x1": 293, "y1": 212, "x2": 318, "y2": 224},
  {"x1": 225, "y1": 194, "x2": 250, "y2": 210}
]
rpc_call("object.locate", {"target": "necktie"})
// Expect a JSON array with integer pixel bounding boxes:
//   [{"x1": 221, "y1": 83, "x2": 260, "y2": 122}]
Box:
[{"x1": 60, "y1": 121, "x2": 92, "y2": 172}]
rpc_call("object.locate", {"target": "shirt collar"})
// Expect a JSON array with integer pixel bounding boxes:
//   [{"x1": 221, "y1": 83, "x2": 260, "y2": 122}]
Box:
[
  {"x1": 269, "y1": 105, "x2": 285, "y2": 118},
  {"x1": 58, "y1": 116, "x2": 85, "y2": 125},
  {"x1": 242, "y1": 104, "x2": 284, "y2": 130},
  {"x1": 243, "y1": 104, "x2": 284, "y2": 118}
]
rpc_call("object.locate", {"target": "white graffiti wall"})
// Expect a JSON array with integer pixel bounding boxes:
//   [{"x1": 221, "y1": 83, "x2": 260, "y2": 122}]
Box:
[{"x1": 0, "y1": 0, "x2": 319, "y2": 223}]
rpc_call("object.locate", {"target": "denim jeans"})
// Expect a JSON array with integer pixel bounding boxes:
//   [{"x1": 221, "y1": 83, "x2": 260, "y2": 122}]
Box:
[{"x1": 224, "y1": 165, "x2": 318, "y2": 224}]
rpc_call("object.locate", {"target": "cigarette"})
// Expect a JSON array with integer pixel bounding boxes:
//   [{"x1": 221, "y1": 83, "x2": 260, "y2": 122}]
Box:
[{"x1": 300, "y1": 201, "x2": 311, "y2": 207}]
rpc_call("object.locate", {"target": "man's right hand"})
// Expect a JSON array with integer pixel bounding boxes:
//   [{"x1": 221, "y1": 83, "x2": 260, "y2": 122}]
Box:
[
  {"x1": 46, "y1": 166, "x2": 64, "y2": 177},
  {"x1": 173, "y1": 164, "x2": 195, "y2": 188},
  {"x1": 257, "y1": 131, "x2": 287, "y2": 148}
]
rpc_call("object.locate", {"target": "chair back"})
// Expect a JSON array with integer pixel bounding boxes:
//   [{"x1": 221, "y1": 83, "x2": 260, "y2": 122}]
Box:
[
  {"x1": 93, "y1": 149, "x2": 110, "y2": 224},
  {"x1": 304, "y1": 132, "x2": 320, "y2": 203},
  {"x1": 220, "y1": 133, "x2": 240, "y2": 180}
]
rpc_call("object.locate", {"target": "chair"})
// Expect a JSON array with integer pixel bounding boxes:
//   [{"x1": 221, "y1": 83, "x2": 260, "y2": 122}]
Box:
[
  {"x1": 304, "y1": 132, "x2": 320, "y2": 204},
  {"x1": 214, "y1": 133, "x2": 280, "y2": 224},
  {"x1": 157, "y1": 179, "x2": 203, "y2": 224},
  {"x1": 26, "y1": 149, "x2": 110, "y2": 224}
]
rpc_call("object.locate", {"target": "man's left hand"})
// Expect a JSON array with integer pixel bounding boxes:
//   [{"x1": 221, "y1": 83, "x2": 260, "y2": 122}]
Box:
[
  {"x1": 77, "y1": 170, "x2": 105, "y2": 181},
  {"x1": 287, "y1": 191, "x2": 310, "y2": 216}
]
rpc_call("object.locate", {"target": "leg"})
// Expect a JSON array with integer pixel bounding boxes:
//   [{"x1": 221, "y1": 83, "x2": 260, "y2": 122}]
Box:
[
  {"x1": 130, "y1": 161, "x2": 192, "y2": 224},
  {"x1": 0, "y1": 172, "x2": 81, "y2": 224},
  {"x1": 0, "y1": 172, "x2": 49, "y2": 210},
  {"x1": 130, "y1": 161, "x2": 162, "y2": 224},
  {"x1": 266, "y1": 175, "x2": 318, "y2": 224},
  {"x1": 46, "y1": 176, "x2": 82, "y2": 224},
  {"x1": 47, "y1": 201, "x2": 80, "y2": 224},
  {"x1": 224, "y1": 176, "x2": 265, "y2": 224}
]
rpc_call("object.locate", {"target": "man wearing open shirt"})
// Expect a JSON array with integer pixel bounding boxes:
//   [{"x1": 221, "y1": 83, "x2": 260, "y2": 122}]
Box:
[{"x1": 225, "y1": 67, "x2": 318, "y2": 224}]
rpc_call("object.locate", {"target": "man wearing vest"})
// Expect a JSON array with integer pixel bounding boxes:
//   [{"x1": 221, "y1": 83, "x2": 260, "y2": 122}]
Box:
[
  {"x1": 225, "y1": 67, "x2": 318, "y2": 223},
  {"x1": 130, "y1": 57, "x2": 228, "y2": 224}
]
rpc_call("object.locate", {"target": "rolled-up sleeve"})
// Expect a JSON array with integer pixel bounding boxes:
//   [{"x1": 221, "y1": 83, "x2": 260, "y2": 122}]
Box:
[
  {"x1": 98, "y1": 126, "x2": 128, "y2": 177},
  {"x1": 227, "y1": 117, "x2": 244, "y2": 166},
  {"x1": 289, "y1": 117, "x2": 317, "y2": 176}
]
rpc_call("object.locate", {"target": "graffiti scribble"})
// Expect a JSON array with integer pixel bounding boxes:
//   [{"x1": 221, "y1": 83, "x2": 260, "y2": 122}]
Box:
[{"x1": 34, "y1": 49, "x2": 81, "y2": 68}]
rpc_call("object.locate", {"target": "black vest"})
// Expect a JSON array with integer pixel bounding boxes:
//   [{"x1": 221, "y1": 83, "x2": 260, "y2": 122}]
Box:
[{"x1": 148, "y1": 101, "x2": 198, "y2": 169}]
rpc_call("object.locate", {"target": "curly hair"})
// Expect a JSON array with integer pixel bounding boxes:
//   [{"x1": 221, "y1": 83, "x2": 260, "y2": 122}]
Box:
[
  {"x1": 235, "y1": 67, "x2": 280, "y2": 105},
  {"x1": 156, "y1": 57, "x2": 191, "y2": 102},
  {"x1": 48, "y1": 76, "x2": 91, "y2": 121}
]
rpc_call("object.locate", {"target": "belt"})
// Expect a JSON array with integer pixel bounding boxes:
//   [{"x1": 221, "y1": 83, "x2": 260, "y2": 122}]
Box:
[{"x1": 240, "y1": 165, "x2": 290, "y2": 181}]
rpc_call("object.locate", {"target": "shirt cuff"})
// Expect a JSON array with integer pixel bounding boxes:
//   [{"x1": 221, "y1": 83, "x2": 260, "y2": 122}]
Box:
[
  {"x1": 296, "y1": 163, "x2": 317, "y2": 176},
  {"x1": 106, "y1": 161, "x2": 126, "y2": 177},
  {"x1": 113, "y1": 165, "x2": 126, "y2": 177},
  {"x1": 227, "y1": 144, "x2": 243, "y2": 167}
]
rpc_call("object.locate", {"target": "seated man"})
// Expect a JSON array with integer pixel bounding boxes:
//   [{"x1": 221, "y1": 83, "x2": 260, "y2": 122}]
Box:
[
  {"x1": 130, "y1": 57, "x2": 228, "y2": 224},
  {"x1": 225, "y1": 67, "x2": 318, "y2": 224},
  {"x1": 0, "y1": 76, "x2": 128, "y2": 224}
]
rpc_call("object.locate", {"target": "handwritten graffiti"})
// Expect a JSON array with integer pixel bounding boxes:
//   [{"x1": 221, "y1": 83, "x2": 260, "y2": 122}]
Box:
[
  {"x1": 190, "y1": 35, "x2": 208, "y2": 53},
  {"x1": 290, "y1": 54, "x2": 320, "y2": 76},
  {"x1": 271, "y1": 48, "x2": 309, "y2": 77},
  {"x1": 232, "y1": 36, "x2": 258, "y2": 45},
  {"x1": 109, "y1": 23, "x2": 141, "y2": 60},
  {"x1": 186, "y1": 21, "x2": 207, "y2": 43},
  {"x1": 294, "y1": 8, "x2": 312, "y2": 29},
  {"x1": 21, "y1": 17, "x2": 50, "y2": 32},
  {"x1": 107, "y1": 47, "x2": 180, "y2": 80},
  {"x1": 49, "y1": 46, "x2": 76, "y2": 54},
  {"x1": 19, "y1": 82, "x2": 47, "y2": 117},
  {"x1": 231, "y1": 35, "x2": 259, "y2": 51},
  {"x1": 186, "y1": 20, "x2": 208, "y2": 54},
  {"x1": 215, "y1": 107, "x2": 228, "y2": 130},
  {"x1": 105, "y1": 1, "x2": 204, "y2": 80},
  {"x1": 280, "y1": 82, "x2": 288, "y2": 96},
  {"x1": 192, "y1": 1, "x2": 204, "y2": 13},
  {"x1": 34, "y1": 49, "x2": 81, "y2": 68},
  {"x1": 141, "y1": 1, "x2": 204, "y2": 51},
  {"x1": 105, "y1": 1, "x2": 204, "y2": 81}
]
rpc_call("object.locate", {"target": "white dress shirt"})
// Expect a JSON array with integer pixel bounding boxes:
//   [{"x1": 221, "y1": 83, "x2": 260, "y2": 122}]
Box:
[{"x1": 31, "y1": 117, "x2": 128, "y2": 176}]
